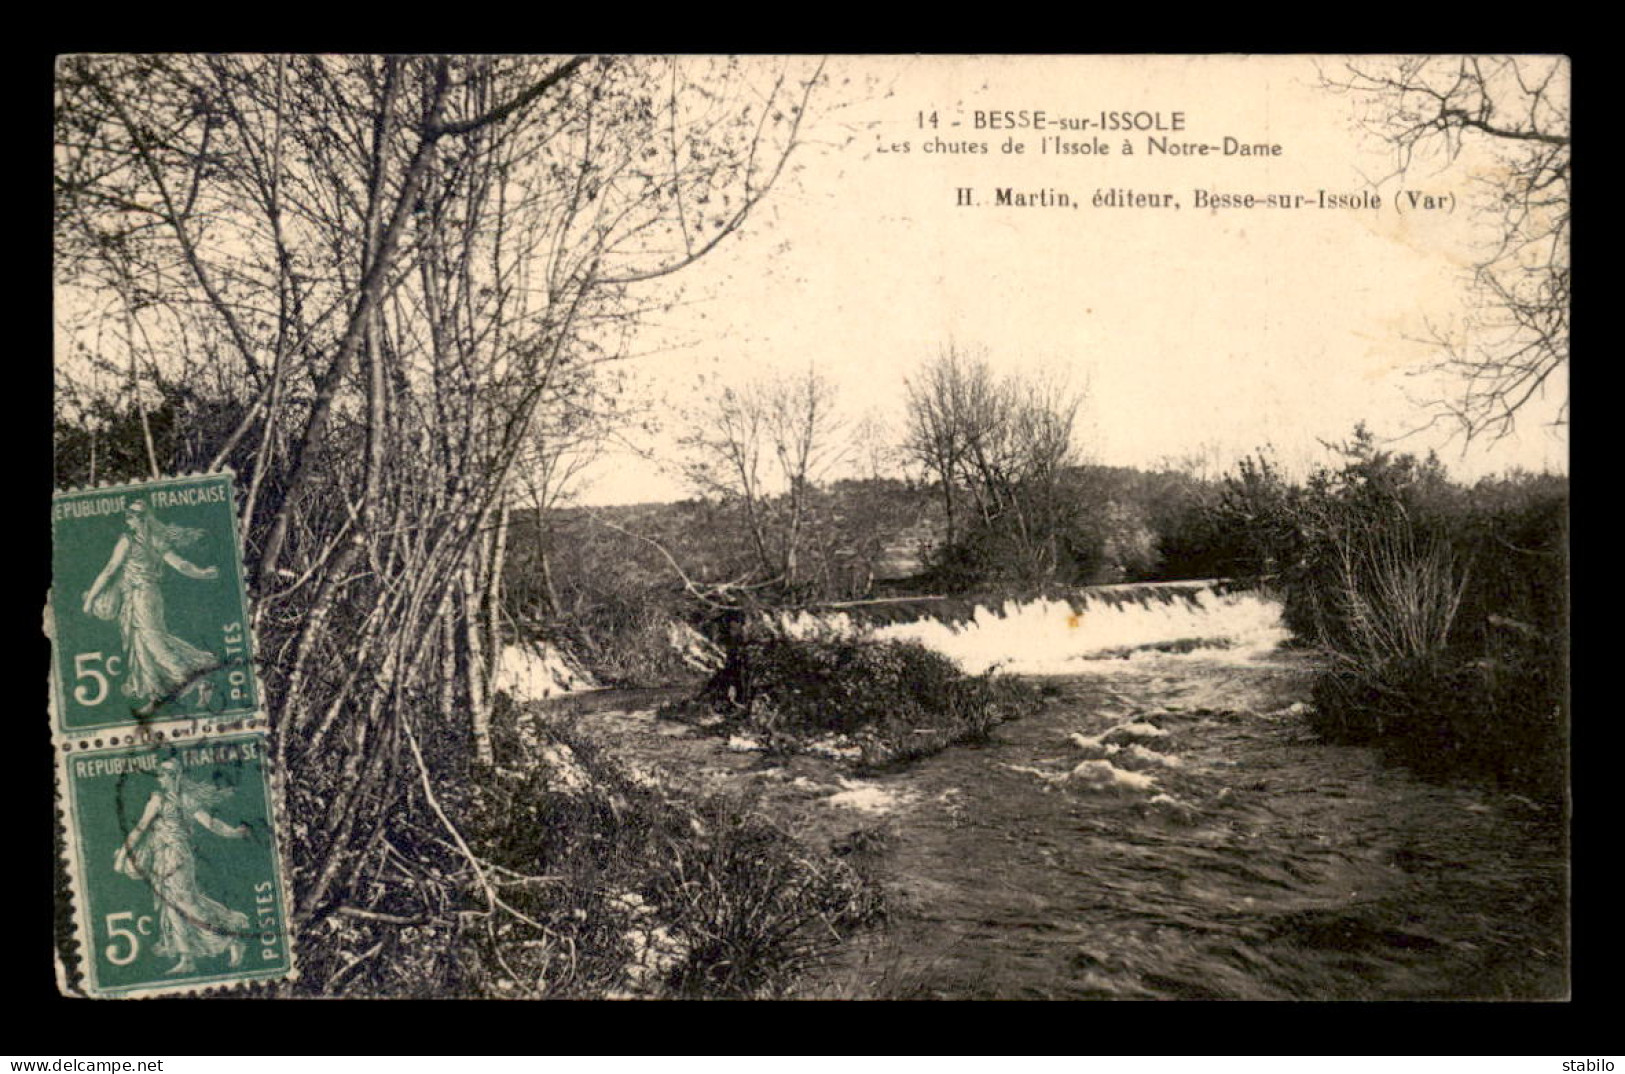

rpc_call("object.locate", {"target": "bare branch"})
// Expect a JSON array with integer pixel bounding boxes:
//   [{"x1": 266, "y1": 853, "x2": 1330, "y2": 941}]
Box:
[{"x1": 1325, "y1": 55, "x2": 1569, "y2": 442}]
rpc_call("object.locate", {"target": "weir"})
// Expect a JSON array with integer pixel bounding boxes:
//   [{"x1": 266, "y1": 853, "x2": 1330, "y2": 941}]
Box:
[{"x1": 500, "y1": 579, "x2": 1290, "y2": 704}]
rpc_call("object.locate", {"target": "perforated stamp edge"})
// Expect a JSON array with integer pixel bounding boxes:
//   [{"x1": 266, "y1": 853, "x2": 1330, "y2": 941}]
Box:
[
  {"x1": 49, "y1": 469, "x2": 262, "y2": 735},
  {"x1": 53, "y1": 728, "x2": 298, "y2": 999},
  {"x1": 50, "y1": 470, "x2": 295, "y2": 997}
]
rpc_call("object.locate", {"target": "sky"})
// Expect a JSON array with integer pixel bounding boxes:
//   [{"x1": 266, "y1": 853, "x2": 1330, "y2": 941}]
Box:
[{"x1": 572, "y1": 55, "x2": 1568, "y2": 506}]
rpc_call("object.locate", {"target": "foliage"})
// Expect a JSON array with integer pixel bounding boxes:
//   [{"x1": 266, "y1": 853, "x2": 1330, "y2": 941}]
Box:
[
  {"x1": 55, "y1": 53, "x2": 826, "y2": 987},
  {"x1": 651, "y1": 800, "x2": 885, "y2": 998},
  {"x1": 1209, "y1": 425, "x2": 1568, "y2": 796},
  {"x1": 52, "y1": 392, "x2": 179, "y2": 490},
  {"x1": 293, "y1": 711, "x2": 881, "y2": 998},
  {"x1": 1305, "y1": 464, "x2": 1568, "y2": 794},
  {"x1": 695, "y1": 633, "x2": 1041, "y2": 769},
  {"x1": 507, "y1": 480, "x2": 946, "y2": 671},
  {"x1": 921, "y1": 461, "x2": 1253, "y2": 591}
]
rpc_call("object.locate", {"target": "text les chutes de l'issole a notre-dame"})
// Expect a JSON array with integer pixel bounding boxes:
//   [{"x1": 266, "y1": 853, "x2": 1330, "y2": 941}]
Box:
[{"x1": 879, "y1": 110, "x2": 1280, "y2": 159}]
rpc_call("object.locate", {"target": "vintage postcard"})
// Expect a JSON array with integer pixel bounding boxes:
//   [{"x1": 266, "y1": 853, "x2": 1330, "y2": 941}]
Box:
[{"x1": 51, "y1": 55, "x2": 1568, "y2": 1001}]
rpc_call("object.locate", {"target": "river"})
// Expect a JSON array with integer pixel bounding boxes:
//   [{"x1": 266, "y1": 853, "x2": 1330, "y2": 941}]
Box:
[
  {"x1": 802, "y1": 649, "x2": 1567, "y2": 999},
  {"x1": 558, "y1": 587, "x2": 1569, "y2": 1000}
]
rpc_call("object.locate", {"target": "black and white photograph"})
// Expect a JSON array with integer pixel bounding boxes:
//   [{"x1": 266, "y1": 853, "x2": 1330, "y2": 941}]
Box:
[{"x1": 49, "y1": 53, "x2": 1570, "y2": 1001}]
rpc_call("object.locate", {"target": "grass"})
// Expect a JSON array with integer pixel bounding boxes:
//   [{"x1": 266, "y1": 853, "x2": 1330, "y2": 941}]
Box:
[{"x1": 1296, "y1": 519, "x2": 1566, "y2": 798}]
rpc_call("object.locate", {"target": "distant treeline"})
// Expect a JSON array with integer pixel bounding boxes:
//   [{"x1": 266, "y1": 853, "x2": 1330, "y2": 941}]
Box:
[
  {"x1": 62, "y1": 393, "x2": 1568, "y2": 799},
  {"x1": 505, "y1": 463, "x2": 1278, "y2": 626},
  {"x1": 505, "y1": 425, "x2": 1567, "y2": 801}
]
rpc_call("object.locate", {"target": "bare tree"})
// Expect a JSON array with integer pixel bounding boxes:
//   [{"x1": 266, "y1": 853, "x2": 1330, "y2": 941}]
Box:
[
  {"x1": 1327, "y1": 55, "x2": 1570, "y2": 441},
  {"x1": 680, "y1": 365, "x2": 846, "y2": 588},
  {"x1": 849, "y1": 408, "x2": 902, "y2": 483},
  {"x1": 902, "y1": 345, "x2": 1086, "y2": 583},
  {"x1": 55, "y1": 53, "x2": 824, "y2": 960},
  {"x1": 901, "y1": 343, "x2": 993, "y2": 547}
]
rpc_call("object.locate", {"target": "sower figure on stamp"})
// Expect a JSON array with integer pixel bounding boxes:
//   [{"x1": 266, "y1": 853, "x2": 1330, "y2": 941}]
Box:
[
  {"x1": 81, "y1": 499, "x2": 220, "y2": 711},
  {"x1": 114, "y1": 757, "x2": 252, "y2": 975}
]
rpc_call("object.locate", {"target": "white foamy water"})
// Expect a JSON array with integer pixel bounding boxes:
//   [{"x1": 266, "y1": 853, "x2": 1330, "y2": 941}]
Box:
[
  {"x1": 1066, "y1": 758, "x2": 1159, "y2": 793},
  {"x1": 667, "y1": 620, "x2": 724, "y2": 672},
  {"x1": 1103, "y1": 721, "x2": 1171, "y2": 742},
  {"x1": 777, "y1": 585, "x2": 1289, "y2": 677},
  {"x1": 495, "y1": 641, "x2": 597, "y2": 701},
  {"x1": 825, "y1": 777, "x2": 914, "y2": 814}
]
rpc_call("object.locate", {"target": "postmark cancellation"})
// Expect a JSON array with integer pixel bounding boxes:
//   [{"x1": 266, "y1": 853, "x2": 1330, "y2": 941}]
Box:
[
  {"x1": 50, "y1": 472, "x2": 259, "y2": 735},
  {"x1": 50, "y1": 473, "x2": 293, "y2": 998}
]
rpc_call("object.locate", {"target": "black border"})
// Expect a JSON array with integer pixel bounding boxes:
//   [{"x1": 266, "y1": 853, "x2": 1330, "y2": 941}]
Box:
[{"x1": 20, "y1": 41, "x2": 1600, "y2": 1053}]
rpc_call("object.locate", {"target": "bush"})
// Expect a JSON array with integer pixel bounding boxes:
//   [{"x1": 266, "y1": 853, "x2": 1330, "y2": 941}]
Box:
[
  {"x1": 1310, "y1": 635, "x2": 1565, "y2": 793},
  {"x1": 298, "y1": 709, "x2": 883, "y2": 999},
  {"x1": 1219, "y1": 427, "x2": 1568, "y2": 798},
  {"x1": 1299, "y1": 522, "x2": 1467, "y2": 742},
  {"x1": 1300, "y1": 497, "x2": 1566, "y2": 796},
  {"x1": 470, "y1": 719, "x2": 885, "y2": 998},
  {"x1": 651, "y1": 800, "x2": 885, "y2": 998}
]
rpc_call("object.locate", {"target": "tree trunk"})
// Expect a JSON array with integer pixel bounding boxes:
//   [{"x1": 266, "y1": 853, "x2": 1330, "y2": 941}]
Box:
[
  {"x1": 258, "y1": 61, "x2": 449, "y2": 583},
  {"x1": 464, "y1": 558, "x2": 493, "y2": 768},
  {"x1": 478, "y1": 498, "x2": 511, "y2": 765},
  {"x1": 534, "y1": 506, "x2": 561, "y2": 617}
]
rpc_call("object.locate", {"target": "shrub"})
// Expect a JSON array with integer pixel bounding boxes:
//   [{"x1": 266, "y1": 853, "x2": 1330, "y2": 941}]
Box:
[
  {"x1": 294, "y1": 706, "x2": 883, "y2": 999},
  {"x1": 1302, "y1": 523, "x2": 1467, "y2": 741},
  {"x1": 1310, "y1": 636, "x2": 1565, "y2": 793},
  {"x1": 700, "y1": 633, "x2": 1040, "y2": 768},
  {"x1": 1309, "y1": 526, "x2": 1466, "y2": 682},
  {"x1": 652, "y1": 801, "x2": 885, "y2": 998},
  {"x1": 469, "y1": 720, "x2": 884, "y2": 998},
  {"x1": 1216, "y1": 427, "x2": 1568, "y2": 798}
]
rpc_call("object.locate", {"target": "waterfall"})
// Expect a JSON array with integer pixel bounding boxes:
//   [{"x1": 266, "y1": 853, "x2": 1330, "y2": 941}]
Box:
[
  {"x1": 496, "y1": 640, "x2": 598, "y2": 700},
  {"x1": 776, "y1": 581, "x2": 1289, "y2": 675}
]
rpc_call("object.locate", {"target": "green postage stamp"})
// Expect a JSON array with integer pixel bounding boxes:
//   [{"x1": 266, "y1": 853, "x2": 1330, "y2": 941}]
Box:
[
  {"x1": 51, "y1": 473, "x2": 294, "y2": 996},
  {"x1": 50, "y1": 473, "x2": 259, "y2": 733},
  {"x1": 59, "y1": 732, "x2": 294, "y2": 997}
]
